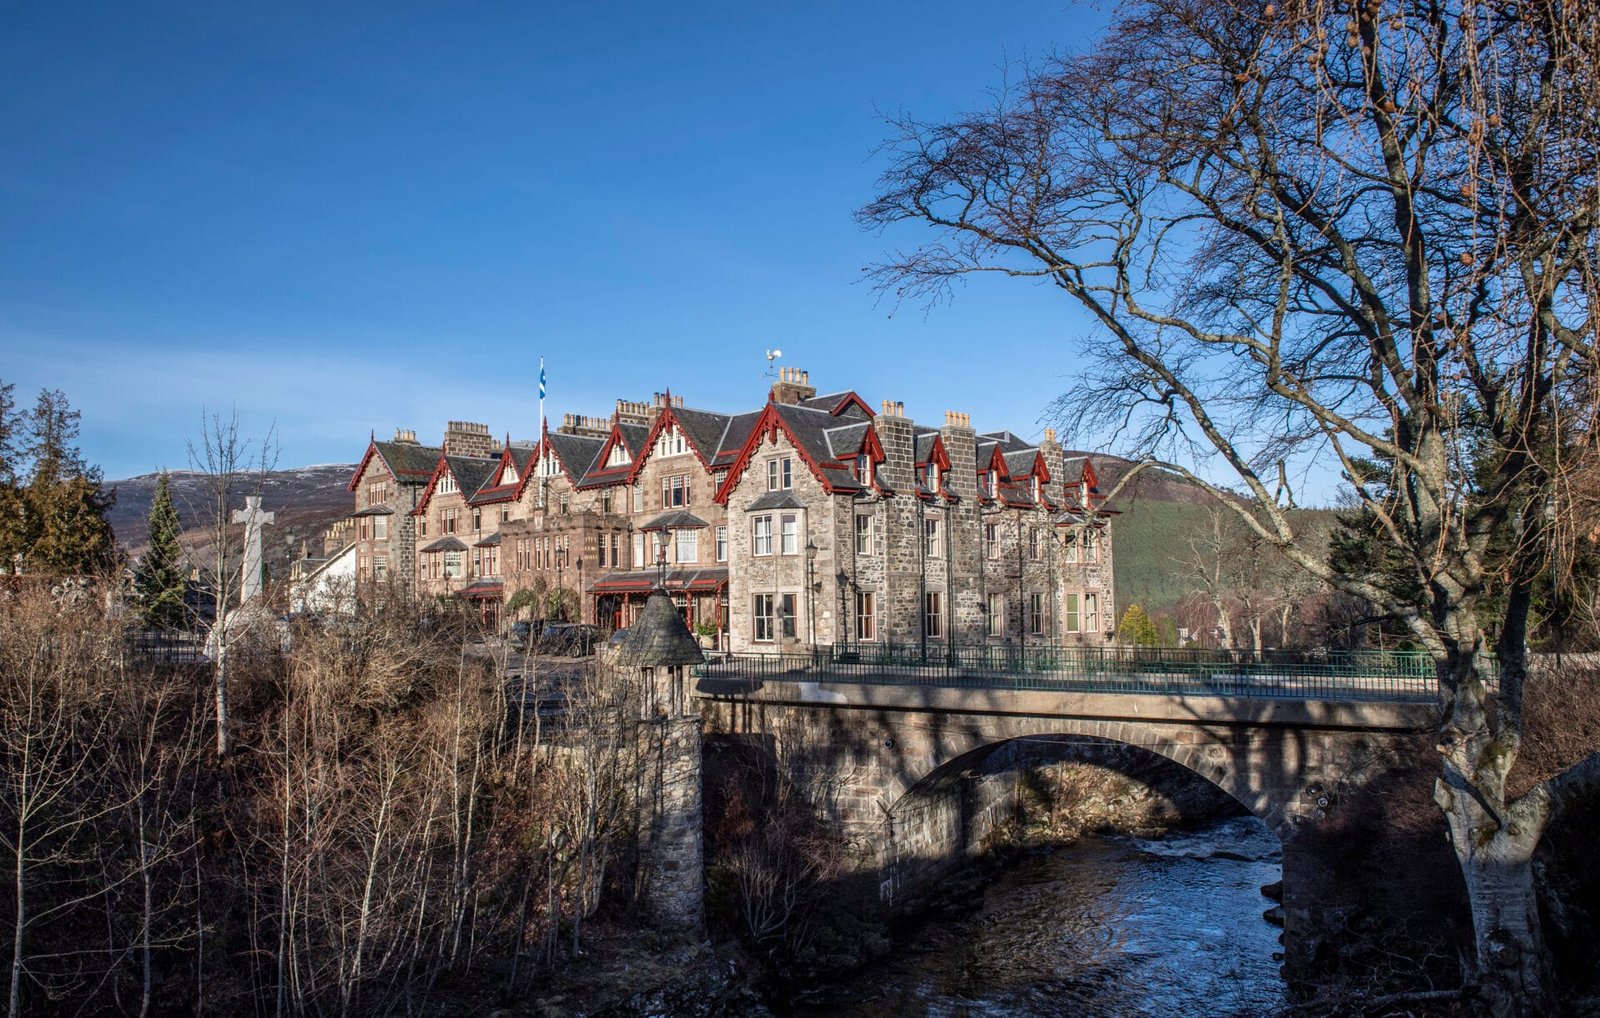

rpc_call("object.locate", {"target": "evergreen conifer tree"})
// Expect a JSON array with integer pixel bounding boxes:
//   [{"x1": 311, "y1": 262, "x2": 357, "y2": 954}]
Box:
[
  {"x1": 135, "y1": 472, "x2": 186, "y2": 629},
  {"x1": 1117, "y1": 603, "x2": 1161, "y2": 647}
]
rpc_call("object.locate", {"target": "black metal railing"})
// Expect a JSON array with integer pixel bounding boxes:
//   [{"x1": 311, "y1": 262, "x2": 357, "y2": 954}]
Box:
[{"x1": 694, "y1": 643, "x2": 1439, "y2": 703}]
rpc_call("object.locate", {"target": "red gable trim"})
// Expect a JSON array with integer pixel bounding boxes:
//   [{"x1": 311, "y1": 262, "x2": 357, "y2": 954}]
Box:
[
  {"x1": 915, "y1": 433, "x2": 952, "y2": 472},
  {"x1": 348, "y1": 440, "x2": 381, "y2": 492},
  {"x1": 626, "y1": 403, "x2": 716, "y2": 483},
  {"x1": 511, "y1": 419, "x2": 552, "y2": 500},
  {"x1": 828, "y1": 392, "x2": 875, "y2": 418},
  {"x1": 411, "y1": 453, "x2": 452, "y2": 515},
  {"x1": 713, "y1": 402, "x2": 851, "y2": 503}
]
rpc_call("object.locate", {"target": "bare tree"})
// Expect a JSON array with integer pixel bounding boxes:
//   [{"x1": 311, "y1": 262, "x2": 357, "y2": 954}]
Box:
[
  {"x1": 185, "y1": 410, "x2": 277, "y2": 757},
  {"x1": 860, "y1": 0, "x2": 1600, "y2": 1010}
]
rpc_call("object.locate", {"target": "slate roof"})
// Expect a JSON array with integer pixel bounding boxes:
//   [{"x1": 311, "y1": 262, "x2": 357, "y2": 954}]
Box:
[
  {"x1": 710, "y1": 411, "x2": 763, "y2": 469},
  {"x1": 545, "y1": 432, "x2": 606, "y2": 482},
  {"x1": 639, "y1": 510, "x2": 711, "y2": 531},
  {"x1": 420, "y1": 536, "x2": 469, "y2": 553},
  {"x1": 618, "y1": 423, "x2": 650, "y2": 456},
  {"x1": 616, "y1": 591, "x2": 706, "y2": 668},
  {"x1": 747, "y1": 491, "x2": 807, "y2": 511},
  {"x1": 671, "y1": 406, "x2": 735, "y2": 463},
  {"x1": 350, "y1": 505, "x2": 395, "y2": 517},
  {"x1": 822, "y1": 421, "x2": 870, "y2": 459},
  {"x1": 772, "y1": 403, "x2": 870, "y2": 494},
  {"x1": 446, "y1": 455, "x2": 500, "y2": 501},
  {"x1": 375, "y1": 440, "x2": 444, "y2": 479},
  {"x1": 474, "y1": 533, "x2": 502, "y2": 547}
]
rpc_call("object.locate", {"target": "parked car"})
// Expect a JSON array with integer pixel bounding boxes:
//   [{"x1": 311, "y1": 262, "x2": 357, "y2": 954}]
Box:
[
  {"x1": 509, "y1": 619, "x2": 541, "y2": 647},
  {"x1": 538, "y1": 622, "x2": 602, "y2": 657}
]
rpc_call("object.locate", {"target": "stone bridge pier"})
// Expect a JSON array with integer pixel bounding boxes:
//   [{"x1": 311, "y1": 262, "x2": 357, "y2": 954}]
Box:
[{"x1": 696, "y1": 679, "x2": 1442, "y2": 984}]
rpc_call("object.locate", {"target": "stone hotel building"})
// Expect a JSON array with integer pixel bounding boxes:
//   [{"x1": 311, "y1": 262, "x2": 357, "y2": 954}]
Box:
[{"x1": 344, "y1": 369, "x2": 1115, "y2": 648}]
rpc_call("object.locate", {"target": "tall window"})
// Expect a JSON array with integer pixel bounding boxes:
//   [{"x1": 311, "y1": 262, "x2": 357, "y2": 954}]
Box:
[
  {"x1": 924, "y1": 518, "x2": 943, "y2": 558},
  {"x1": 598, "y1": 536, "x2": 607, "y2": 568},
  {"x1": 1028, "y1": 527, "x2": 1040, "y2": 561},
  {"x1": 374, "y1": 515, "x2": 388, "y2": 540},
  {"x1": 1065, "y1": 593, "x2": 1081, "y2": 633},
  {"x1": 752, "y1": 515, "x2": 773, "y2": 556},
  {"x1": 1086, "y1": 593, "x2": 1100, "y2": 632},
  {"x1": 675, "y1": 528, "x2": 698, "y2": 563},
  {"x1": 922, "y1": 463, "x2": 939, "y2": 489},
  {"x1": 978, "y1": 471, "x2": 992, "y2": 497},
  {"x1": 778, "y1": 593, "x2": 798, "y2": 640},
  {"x1": 780, "y1": 514, "x2": 799, "y2": 555},
  {"x1": 753, "y1": 594, "x2": 775, "y2": 642},
  {"x1": 986, "y1": 593, "x2": 1004, "y2": 636},
  {"x1": 657, "y1": 426, "x2": 687, "y2": 457},
  {"x1": 1085, "y1": 529, "x2": 1101, "y2": 563},
  {"x1": 856, "y1": 454, "x2": 870, "y2": 481},
  {"x1": 633, "y1": 533, "x2": 645, "y2": 568},
  {"x1": 767, "y1": 457, "x2": 792, "y2": 490},
  {"x1": 1029, "y1": 593, "x2": 1045, "y2": 636},
  {"x1": 855, "y1": 514, "x2": 874, "y2": 555},
  {"x1": 611, "y1": 533, "x2": 621, "y2": 568},
  {"x1": 854, "y1": 591, "x2": 876, "y2": 641},
  {"x1": 443, "y1": 508, "x2": 458, "y2": 534},
  {"x1": 373, "y1": 556, "x2": 388, "y2": 580},
  {"x1": 444, "y1": 551, "x2": 463, "y2": 578},
  {"x1": 662, "y1": 474, "x2": 689, "y2": 508},
  {"x1": 559, "y1": 494, "x2": 569, "y2": 515},
  {"x1": 715, "y1": 525, "x2": 728, "y2": 562},
  {"x1": 632, "y1": 485, "x2": 644, "y2": 512},
  {"x1": 601, "y1": 488, "x2": 612, "y2": 513},
  {"x1": 473, "y1": 507, "x2": 482, "y2": 532},
  {"x1": 1065, "y1": 531, "x2": 1080, "y2": 563},
  {"x1": 984, "y1": 522, "x2": 998, "y2": 559},
  {"x1": 924, "y1": 591, "x2": 943, "y2": 639}
]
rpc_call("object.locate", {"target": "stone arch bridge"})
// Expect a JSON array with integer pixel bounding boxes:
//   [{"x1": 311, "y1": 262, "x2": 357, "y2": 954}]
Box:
[{"x1": 691, "y1": 652, "x2": 1442, "y2": 981}]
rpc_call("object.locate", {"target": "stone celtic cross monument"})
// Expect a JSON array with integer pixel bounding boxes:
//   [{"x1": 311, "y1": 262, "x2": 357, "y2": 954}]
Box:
[{"x1": 232, "y1": 495, "x2": 275, "y2": 604}]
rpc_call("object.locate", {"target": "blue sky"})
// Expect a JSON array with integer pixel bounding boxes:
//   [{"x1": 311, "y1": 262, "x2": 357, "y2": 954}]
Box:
[{"x1": 1, "y1": 2, "x2": 1115, "y2": 480}]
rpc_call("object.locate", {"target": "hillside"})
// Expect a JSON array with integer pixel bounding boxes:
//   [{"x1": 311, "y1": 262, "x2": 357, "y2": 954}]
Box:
[
  {"x1": 106, "y1": 464, "x2": 357, "y2": 577},
  {"x1": 1077, "y1": 453, "x2": 1339, "y2": 620}
]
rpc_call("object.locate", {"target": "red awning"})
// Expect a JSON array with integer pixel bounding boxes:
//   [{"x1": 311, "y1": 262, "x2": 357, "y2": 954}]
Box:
[
  {"x1": 590, "y1": 576, "x2": 656, "y2": 593},
  {"x1": 455, "y1": 581, "x2": 504, "y2": 599}
]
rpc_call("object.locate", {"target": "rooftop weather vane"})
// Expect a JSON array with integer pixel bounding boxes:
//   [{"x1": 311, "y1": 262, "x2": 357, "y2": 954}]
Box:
[{"x1": 764, "y1": 347, "x2": 782, "y2": 382}]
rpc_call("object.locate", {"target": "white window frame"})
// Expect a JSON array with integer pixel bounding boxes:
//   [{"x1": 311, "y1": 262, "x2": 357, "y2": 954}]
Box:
[
  {"x1": 753, "y1": 594, "x2": 775, "y2": 642},
  {"x1": 752, "y1": 515, "x2": 773, "y2": 556},
  {"x1": 855, "y1": 591, "x2": 876, "y2": 641},
  {"x1": 1065, "y1": 592, "x2": 1081, "y2": 633},
  {"x1": 675, "y1": 528, "x2": 698, "y2": 563},
  {"x1": 780, "y1": 513, "x2": 799, "y2": 556},
  {"x1": 986, "y1": 593, "x2": 1004, "y2": 637},
  {"x1": 767, "y1": 457, "x2": 792, "y2": 491}
]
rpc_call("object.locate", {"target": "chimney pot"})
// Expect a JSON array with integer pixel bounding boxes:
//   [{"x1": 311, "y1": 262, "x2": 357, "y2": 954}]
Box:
[{"x1": 1044, "y1": 427, "x2": 1057, "y2": 443}]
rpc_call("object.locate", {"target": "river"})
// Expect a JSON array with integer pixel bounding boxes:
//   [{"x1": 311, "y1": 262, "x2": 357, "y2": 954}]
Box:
[{"x1": 784, "y1": 815, "x2": 1287, "y2": 1017}]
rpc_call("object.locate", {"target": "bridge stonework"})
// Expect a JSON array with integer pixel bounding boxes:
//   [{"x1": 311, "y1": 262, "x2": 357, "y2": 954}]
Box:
[{"x1": 695, "y1": 678, "x2": 1439, "y2": 982}]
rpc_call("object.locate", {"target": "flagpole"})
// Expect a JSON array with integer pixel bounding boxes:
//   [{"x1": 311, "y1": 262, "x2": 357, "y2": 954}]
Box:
[{"x1": 539, "y1": 356, "x2": 546, "y2": 436}]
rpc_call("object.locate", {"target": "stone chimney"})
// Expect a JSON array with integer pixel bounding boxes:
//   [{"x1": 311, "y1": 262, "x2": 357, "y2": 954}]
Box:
[
  {"x1": 1038, "y1": 427, "x2": 1065, "y2": 502},
  {"x1": 559, "y1": 412, "x2": 611, "y2": 438},
  {"x1": 770, "y1": 367, "x2": 817, "y2": 406},
  {"x1": 615, "y1": 399, "x2": 651, "y2": 427},
  {"x1": 443, "y1": 420, "x2": 495, "y2": 458},
  {"x1": 873, "y1": 399, "x2": 915, "y2": 491},
  {"x1": 392, "y1": 427, "x2": 419, "y2": 445},
  {"x1": 648, "y1": 392, "x2": 685, "y2": 423},
  {"x1": 940, "y1": 411, "x2": 978, "y2": 499}
]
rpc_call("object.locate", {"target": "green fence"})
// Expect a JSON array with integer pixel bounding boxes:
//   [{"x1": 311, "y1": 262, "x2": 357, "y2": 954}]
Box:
[{"x1": 693, "y1": 643, "x2": 1439, "y2": 703}]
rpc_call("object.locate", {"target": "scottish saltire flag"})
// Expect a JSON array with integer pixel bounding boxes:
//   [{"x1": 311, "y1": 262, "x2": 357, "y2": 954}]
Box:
[{"x1": 539, "y1": 359, "x2": 546, "y2": 400}]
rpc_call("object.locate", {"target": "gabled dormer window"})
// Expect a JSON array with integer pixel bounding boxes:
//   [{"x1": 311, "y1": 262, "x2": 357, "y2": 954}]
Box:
[
  {"x1": 1030, "y1": 476, "x2": 1040, "y2": 500},
  {"x1": 606, "y1": 443, "x2": 632, "y2": 468},
  {"x1": 856, "y1": 454, "x2": 870, "y2": 481},
  {"x1": 503, "y1": 465, "x2": 518, "y2": 485},
  {"x1": 922, "y1": 463, "x2": 939, "y2": 489},
  {"x1": 438, "y1": 472, "x2": 457, "y2": 495},
  {"x1": 539, "y1": 452, "x2": 560, "y2": 477},
  {"x1": 978, "y1": 471, "x2": 993, "y2": 497}
]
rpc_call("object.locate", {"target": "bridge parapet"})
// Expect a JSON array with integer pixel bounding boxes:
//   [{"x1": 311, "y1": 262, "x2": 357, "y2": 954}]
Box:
[{"x1": 694, "y1": 645, "x2": 1438, "y2": 706}]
